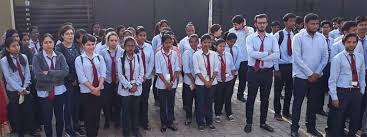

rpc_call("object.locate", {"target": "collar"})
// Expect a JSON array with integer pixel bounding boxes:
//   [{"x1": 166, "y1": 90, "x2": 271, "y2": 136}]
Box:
[
  {"x1": 161, "y1": 49, "x2": 172, "y2": 56},
  {"x1": 282, "y1": 28, "x2": 293, "y2": 35},
  {"x1": 217, "y1": 51, "x2": 225, "y2": 57},
  {"x1": 201, "y1": 50, "x2": 210, "y2": 56},
  {"x1": 42, "y1": 50, "x2": 57, "y2": 58},
  {"x1": 30, "y1": 39, "x2": 39, "y2": 44},
  {"x1": 81, "y1": 52, "x2": 98, "y2": 59},
  {"x1": 256, "y1": 31, "x2": 269, "y2": 37},
  {"x1": 343, "y1": 50, "x2": 355, "y2": 56}
]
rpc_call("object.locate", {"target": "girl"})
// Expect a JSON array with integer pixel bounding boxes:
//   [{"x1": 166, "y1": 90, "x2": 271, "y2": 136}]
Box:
[
  {"x1": 91, "y1": 23, "x2": 101, "y2": 37},
  {"x1": 135, "y1": 26, "x2": 155, "y2": 130},
  {"x1": 95, "y1": 28, "x2": 115, "y2": 54},
  {"x1": 155, "y1": 34, "x2": 180, "y2": 132},
  {"x1": 5, "y1": 29, "x2": 20, "y2": 42},
  {"x1": 74, "y1": 29, "x2": 88, "y2": 54},
  {"x1": 33, "y1": 33, "x2": 69, "y2": 137},
  {"x1": 20, "y1": 33, "x2": 35, "y2": 65},
  {"x1": 179, "y1": 22, "x2": 196, "y2": 56},
  {"x1": 152, "y1": 19, "x2": 170, "y2": 52},
  {"x1": 0, "y1": 66, "x2": 10, "y2": 137},
  {"x1": 210, "y1": 24, "x2": 223, "y2": 40},
  {"x1": 99, "y1": 32, "x2": 123, "y2": 129},
  {"x1": 75, "y1": 34, "x2": 106, "y2": 137},
  {"x1": 117, "y1": 36, "x2": 144, "y2": 137},
  {"x1": 116, "y1": 25, "x2": 126, "y2": 45}
]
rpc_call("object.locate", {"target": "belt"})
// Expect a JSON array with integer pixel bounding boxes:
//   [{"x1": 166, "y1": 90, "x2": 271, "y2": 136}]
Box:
[
  {"x1": 337, "y1": 87, "x2": 359, "y2": 93},
  {"x1": 248, "y1": 66, "x2": 273, "y2": 72}
]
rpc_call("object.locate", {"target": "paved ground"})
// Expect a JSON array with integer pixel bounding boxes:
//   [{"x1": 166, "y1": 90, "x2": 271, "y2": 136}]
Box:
[{"x1": 8, "y1": 80, "x2": 331, "y2": 137}]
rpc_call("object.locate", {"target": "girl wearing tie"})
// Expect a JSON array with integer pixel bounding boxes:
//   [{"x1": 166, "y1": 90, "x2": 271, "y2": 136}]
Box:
[
  {"x1": 32, "y1": 33, "x2": 69, "y2": 137},
  {"x1": 155, "y1": 34, "x2": 180, "y2": 132},
  {"x1": 117, "y1": 36, "x2": 144, "y2": 137},
  {"x1": 75, "y1": 34, "x2": 106, "y2": 137}
]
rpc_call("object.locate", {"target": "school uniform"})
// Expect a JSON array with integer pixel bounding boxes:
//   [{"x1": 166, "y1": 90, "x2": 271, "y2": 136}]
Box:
[
  {"x1": 245, "y1": 32, "x2": 279, "y2": 127},
  {"x1": 32, "y1": 50, "x2": 69, "y2": 137},
  {"x1": 319, "y1": 36, "x2": 334, "y2": 114},
  {"x1": 75, "y1": 53, "x2": 107, "y2": 137},
  {"x1": 29, "y1": 39, "x2": 41, "y2": 54},
  {"x1": 95, "y1": 42, "x2": 107, "y2": 54},
  {"x1": 214, "y1": 52, "x2": 235, "y2": 117},
  {"x1": 136, "y1": 42, "x2": 155, "y2": 128},
  {"x1": 155, "y1": 49, "x2": 180, "y2": 127},
  {"x1": 331, "y1": 37, "x2": 364, "y2": 59},
  {"x1": 99, "y1": 46, "x2": 124, "y2": 128},
  {"x1": 329, "y1": 29, "x2": 342, "y2": 39},
  {"x1": 182, "y1": 48, "x2": 197, "y2": 120},
  {"x1": 273, "y1": 29, "x2": 294, "y2": 117},
  {"x1": 327, "y1": 51, "x2": 365, "y2": 136},
  {"x1": 151, "y1": 34, "x2": 162, "y2": 52},
  {"x1": 117, "y1": 53, "x2": 144, "y2": 136},
  {"x1": 229, "y1": 27, "x2": 254, "y2": 100},
  {"x1": 179, "y1": 36, "x2": 191, "y2": 56},
  {"x1": 224, "y1": 44, "x2": 241, "y2": 101},
  {"x1": 1, "y1": 54, "x2": 35, "y2": 136},
  {"x1": 291, "y1": 31, "x2": 328, "y2": 134},
  {"x1": 360, "y1": 35, "x2": 367, "y2": 135},
  {"x1": 192, "y1": 49, "x2": 219, "y2": 127}
]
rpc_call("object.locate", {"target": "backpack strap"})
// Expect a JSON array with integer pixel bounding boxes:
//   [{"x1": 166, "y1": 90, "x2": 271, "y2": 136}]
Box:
[{"x1": 278, "y1": 30, "x2": 284, "y2": 46}]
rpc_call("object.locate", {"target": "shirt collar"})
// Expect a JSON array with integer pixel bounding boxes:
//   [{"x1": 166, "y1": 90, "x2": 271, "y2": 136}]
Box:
[
  {"x1": 282, "y1": 28, "x2": 293, "y2": 35},
  {"x1": 42, "y1": 50, "x2": 57, "y2": 58},
  {"x1": 161, "y1": 49, "x2": 172, "y2": 56},
  {"x1": 81, "y1": 52, "x2": 98, "y2": 59},
  {"x1": 256, "y1": 31, "x2": 269, "y2": 37}
]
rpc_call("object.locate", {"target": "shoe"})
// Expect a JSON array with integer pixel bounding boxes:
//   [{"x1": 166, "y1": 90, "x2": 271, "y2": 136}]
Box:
[
  {"x1": 208, "y1": 124, "x2": 216, "y2": 130},
  {"x1": 283, "y1": 113, "x2": 292, "y2": 119},
  {"x1": 227, "y1": 115, "x2": 235, "y2": 121},
  {"x1": 160, "y1": 125, "x2": 167, "y2": 132},
  {"x1": 198, "y1": 125, "x2": 205, "y2": 131},
  {"x1": 291, "y1": 131, "x2": 299, "y2": 137},
  {"x1": 260, "y1": 124, "x2": 274, "y2": 132},
  {"x1": 307, "y1": 129, "x2": 323, "y2": 137},
  {"x1": 184, "y1": 118, "x2": 192, "y2": 125},
  {"x1": 65, "y1": 130, "x2": 77, "y2": 137},
  {"x1": 237, "y1": 97, "x2": 246, "y2": 102},
  {"x1": 142, "y1": 125, "x2": 151, "y2": 130},
  {"x1": 104, "y1": 123, "x2": 110, "y2": 129},
  {"x1": 133, "y1": 130, "x2": 143, "y2": 137},
  {"x1": 244, "y1": 124, "x2": 252, "y2": 133},
  {"x1": 167, "y1": 124, "x2": 178, "y2": 131},
  {"x1": 76, "y1": 128, "x2": 86, "y2": 136},
  {"x1": 215, "y1": 116, "x2": 221, "y2": 123},
  {"x1": 317, "y1": 110, "x2": 328, "y2": 116},
  {"x1": 274, "y1": 114, "x2": 283, "y2": 121}
]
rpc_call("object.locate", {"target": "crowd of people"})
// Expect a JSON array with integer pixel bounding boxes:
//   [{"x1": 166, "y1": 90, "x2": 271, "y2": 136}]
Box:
[{"x1": 0, "y1": 12, "x2": 366, "y2": 137}]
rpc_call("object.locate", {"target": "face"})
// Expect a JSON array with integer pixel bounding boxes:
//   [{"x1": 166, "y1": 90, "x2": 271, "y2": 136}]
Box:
[
  {"x1": 31, "y1": 29, "x2": 39, "y2": 40},
  {"x1": 296, "y1": 22, "x2": 304, "y2": 29},
  {"x1": 321, "y1": 24, "x2": 332, "y2": 35},
  {"x1": 42, "y1": 36, "x2": 54, "y2": 52},
  {"x1": 12, "y1": 33, "x2": 20, "y2": 42},
  {"x1": 83, "y1": 41, "x2": 96, "y2": 53},
  {"x1": 188, "y1": 37, "x2": 199, "y2": 50},
  {"x1": 346, "y1": 27, "x2": 358, "y2": 35},
  {"x1": 357, "y1": 21, "x2": 367, "y2": 34},
  {"x1": 136, "y1": 32, "x2": 147, "y2": 44},
  {"x1": 93, "y1": 24, "x2": 101, "y2": 33},
  {"x1": 214, "y1": 28, "x2": 223, "y2": 37},
  {"x1": 118, "y1": 28, "x2": 125, "y2": 38},
  {"x1": 285, "y1": 18, "x2": 296, "y2": 29},
  {"x1": 201, "y1": 38, "x2": 212, "y2": 51},
  {"x1": 216, "y1": 43, "x2": 225, "y2": 53},
  {"x1": 227, "y1": 39, "x2": 236, "y2": 47},
  {"x1": 77, "y1": 34, "x2": 84, "y2": 44},
  {"x1": 159, "y1": 23, "x2": 169, "y2": 32},
  {"x1": 233, "y1": 22, "x2": 244, "y2": 30},
  {"x1": 21, "y1": 35, "x2": 30, "y2": 47},
  {"x1": 344, "y1": 36, "x2": 358, "y2": 52},
  {"x1": 7, "y1": 41, "x2": 20, "y2": 55},
  {"x1": 186, "y1": 26, "x2": 195, "y2": 36},
  {"x1": 124, "y1": 40, "x2": 136, "y2": 54},
  {"x1": 162, "y1": 38, "x2": 173, "y2": 50},
  {"x1": 271, "y1": 25, "x2": 281, "y2": 33},
  {"x1": 305, "y1": 20, "x2": 320, "y2": 33},
  {"x1": 62, "y1": 29, "x2": 74, "y2": 43},
  {"x1": 255, "y1": 18, "x2": 268, "y2": 32},
  {"x1": 333, "y1": 22, "x2": 338, "y2": 29},
  {"x1": 107, "y1": 35, "x2": 118, "y2": 49}
]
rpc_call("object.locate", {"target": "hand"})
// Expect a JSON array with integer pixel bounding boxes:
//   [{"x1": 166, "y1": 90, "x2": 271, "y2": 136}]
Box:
[
  {"x1": 129, "y1": 85, "x2": 138, "y2": 93},
  {"x1": 331, "y1": 100, "x2": 339, "y2": 108},
  {"x1": 268, "y1": 51, "x2": 273, "y2": 56},
  {"x1": 143, "y1": 76, "x2": 147, "y2": 82},
  {"x1": 274, "y1": 71, "x2": 281, "y2": 79},
  {"x1": 190, "y1": 85, "x2": 196, "y2": 91},
  {"x1": 164, "y1": 81, "x2": 172, "y2": 90},
  {"x1": 205, "y1": 80, "x2": 212, "y2": 88},
  {"x1": 308, "y1": 73, "x2": 320, "y2": 83},
  {"x1": 42, "y1": 71, "x2": 48, "y2": 75},
  {"x1": 91, "y1": 88, "x2": 101, "y2": 96}
]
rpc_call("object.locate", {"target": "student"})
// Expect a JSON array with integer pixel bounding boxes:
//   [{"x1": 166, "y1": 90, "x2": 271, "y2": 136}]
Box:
[
  {"x1": 75, "y1": 34, "x2": 106, "y2": 137},
  {"x1": 193, "y1": 34, "x2": 219, "y2": 131},
  {"x1": 92, "y1": 23, "x2": 101, "y2": 37},
  {"x1": 214, "y1": 39, "x2": 236, "y2": 123},
  {"x1": 116, "y1": 25, "x2": 126, "y2": 45},
  {"x1": 29, "y1": 26, "x2": 41, "y2": 53},
  {"x1": 229, "y1": 15, "x2": 254, "y2": 102},
  {"x1": 270, "y1": 21, "x2": 281, "y2": 35},
  {"x1": 1, "y1": 37, "x2": 38, "y2": 137},
  {"x1": 117, "y1": 36, "x2": 144, "y2": 137},
  {"x1": 135, "y1": 26, "x2": 155, "y2": 130},
  {"x1": 291, "y1": 13, "x2": 328, "y2": 137},
  {"x1": 74, "y1": 29, "x2": 88, "y2": 54},
  {"x1": 334, "y1": 21, "x2": 358, "y2": 43},
  {"x1": 357, "y1": 16, "x2": 367, "y2": 135},
  {"x1": 273, "y1": 13, "x2": 296, "y2": 121},
  {"x1": 329, "y1": 18, "x2": 346, "y2": 39},
  {"x1": 99, "y1": 31, "x2": 123, "y2": 129},
  {"x1": 95, "y1": 28, "x2": 115, "y2": 54},
  {"x1": 224, "y1": 32, "x2": 241, "y2": 105},
  {"x1": 5, "y1": 29, "x2": 20, "y2": 42},
  {"x1": 327, "y1": 33, "x2": 365, "y2": 137},
  {"x1": 244, "y1": 14, "x2": 279, "y2": 133},
  {"x1": 32, "y1": 33, "x2": 69, "y2": 137},
  {"x1": 152, "y1": 19, "x2": 169, "y2": 52},
  {"x1": 155, "y1": 34, "x2": 180, "y2": 132},
  {"x1": 182, "y1": 34, "x2": 199, "y2": 125},
  {"x1": 331, "y1": 21, "x2": 363, "y2": 59},
  {"x1": 210, "y1": 24, "x2": 223, "y2": 40},
  {"x1": 179, "y1": 22, "x2": 196, "y2": 56},
  {"x1": 294, "y1": 16, "x2": 304, "y2": 34},
  {"x1": 20, "y1": 33, "x2": 35, "y2": 65}
]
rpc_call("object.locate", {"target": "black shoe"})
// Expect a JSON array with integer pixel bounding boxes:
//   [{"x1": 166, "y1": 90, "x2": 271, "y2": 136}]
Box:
[
  {"x1": 283, "y1": 113, "x2": 292, "y2": 119},
  {"x1": 160, "y1": 125, "x2": 167, "y2": 132},
  {"x1": 291, "y1": 131, "x2": 299, "y2": 137},
  {"x1": 237, "y1": 97, "x2": 246, "y2": 102},
  {"x1": 184, "y1": 118, "x2": 192, "y2": 125},
  {"x1": 208, "y1": 124, "x2": 216, "y2": 130},
  {"x1": 260, "y1": 124, "x2": 274, "y2": 132},
  {"x1": 274, "y1": 114, "x2": 283, "y2": 121},
  {"x1": 317, "y1": 110, "x2": 328, "y2": 116},
  {"x1": 307, "y1": 129, "x2": 323, "y2": 137},
  {"x1": 244, "y1": 124, "x2": 252, "y2": 133},
  {"x1": 167, "y1": 124, "x2": 178, "y2": 131},
  {"x1": 198, "y1": 125, "x2": 205, "y2": 131},
  {"x1": 104, "y1": 123, "x2": 110, "y2": 129}
]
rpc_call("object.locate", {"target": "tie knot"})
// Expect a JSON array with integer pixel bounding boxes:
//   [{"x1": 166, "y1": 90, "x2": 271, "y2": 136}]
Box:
[{"x1": 349, "y1": 53, "x2": 354, "y2": 57}]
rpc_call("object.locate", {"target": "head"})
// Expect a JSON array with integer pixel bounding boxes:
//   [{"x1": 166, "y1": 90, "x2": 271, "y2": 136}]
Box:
[
  {"x1": 59, "y1": 25, "x2": 75, "y2": 43},
  {"x1": 232, "y1": 15, "x2": 245, "y2": 30},
  {"x1": 356, "y1": 16, "x2": 367, "y2": 34},
  {"x1": 135, "y1": 26, "x2": 147, "y2": 45},
  {"x1": 215, "y1": 38, "x2": 226, "y2": 54},
  {"x1": 342, "y1": 33, "x2": 358, "y2": 52},
  {"x1": 92, "y1": 23, "x2": 101, "y2": 34},
  {"x1": 82, "y1": 34, "x2": 97, "y2": 54},
  {"x1": 116, "y1": 25, "x2": 126, "y2": 38},
  {"x1": 101, "y1": 28, "x2": 116, "y2": 45},
  {"x1": 97, "y1": 29, "x2": 106, "y2": 43},
  {"x1": 40, "y1": 33, "x2": 55, "y2": 53},
  {"x1": 332, "y1": 17, "x2": 340, "y2": 29},
  {"x1": 123, "y1": 36, "x2": 137, "y2": 55},
  {"x1": 75, "y1": 29, "x2": 87, "y2": 45},
  {"x1": 5, "y1": 29, "x2": 20, "y2": 42},
  {"x1": 320, "y1": 20, "x2": 333, "y2": 35},
  {"x1": 341, "y1": 21, "x2": 358, "y2": 35},
  {"x1": 295, "y1": 16, "x2": 304, "y2": 29},
  {"x1": 283, "y1": 13, "x2": 296, "y2": 30},
  {"x1": 122, "y1": 30, "x2": 133, "y2": 38},
  {"x1": 185, "y1": 22, "x2": 196, "y2": 37},
  {"x1": 337, "y1": 18, "x2": 347, "y2": 30},
  {"x1": 30, "y1": 26, "x2": 39, "y2": 41},
  {"x1": 188, "y1": 34, "x2": 199, "y2": 50},
  {"x1": 210, "y1": 24, "x2": 222, "y2": 38},
  {"x1": 254, "y1": 14, "x2": 269, "y2": 32},
  {"x1": 271, "y1": 21, "x2": 281, "y2": 33},
  {"x1": 20, "y1": 33, "x2": 30, "y2": 48},
  {"x1": 158, "y1": 19, "x2": 170, "y2": 33},
  {"x1": 126, "y1": 27, "x2": 136, "y2": 37},
  {"x1": 225, "y1": 32, "x2": 237, "y2": 47},
  {"x1": 106, "y1": 32, "x2": 119, "y2": 49},
  {"x1": 304, "y1": 13, "x2": 320, "y2": 34},
  {"x1": 4, "y1": 37, "x2": 20, "y2": 55},
  {"x1": 200, "y1": 34, "x2": 212, "y2": 51},
  {"x1": 161, "y1": 34, "x2": 173, "y2": 51}
]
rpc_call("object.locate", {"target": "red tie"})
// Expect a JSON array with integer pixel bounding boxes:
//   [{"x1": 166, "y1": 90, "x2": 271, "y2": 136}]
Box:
[
  {"x1": 108, "y1": 50, "x2": 117, "y2": 83},
  {"x1": 220, "y1": 55, "x2": 226, "y2": 82},
  {"x1": 88, "y1": 58, "x2": 99, "y2": 87},
  {"x1": 205, "y1": 54, "x2": 211, "y2": 77},
  {"x1": 129, "y1": 58, "x2": 134, "y2": 81},
  {"x1": 350, "y1": 54, "x2": 358, "y2": 82},
  {"x1": 287, "y1": 33, "x2": 292, "y2": 56},
  {"x1": 140, "y1": 47, "x2": 146, "y2": 74},
  {"x1": 47, "y1": 56, "x2": 55, "y2": 101},
  {"x1": 15, "y1": 57, "x2": 25, "y2": 87},
  {"x1": 165, "y1": 54, "x2": 173, "y2": 81},
  {"x1": 254, "y1": 37, "x2": 265, "y2": 72}
]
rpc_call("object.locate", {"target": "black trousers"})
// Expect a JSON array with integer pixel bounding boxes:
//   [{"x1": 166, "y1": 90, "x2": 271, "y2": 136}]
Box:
[
  {"x1": 81, "y1": 93, "x2": 102, "y2": 137},
  {"x1": 291, "y1": 77, "x2": 321, "y2": 132},
  {"x1": 152, "y1": 76, "x2": 160, "y2": 102},
  {"x1": 64, "y1": 82, "x2": 81, "y2": 132},
  {"x1": 195, "y1": 85, "x2": 215, "y2": 126},
  {"x1": 273, "y1": 64, "x2": 293, "y2": 115},
  {"x1": 319, "y1": 63, "x2": 331, "y2": 112},
  {"x1": 101, "y1": 82, "x2": 119, "y2": 126},
  {"x1": 246, "y1": 67, "x2": 273, "y2": 125},
  {"x1": 158, "y1": 88, "x2": 176, "y2": 126},
  {"x1": 121, "y1": 95, "x2": 140, "y2": 136},
  {"x1": 214, "y1": 80, "x2": 234, "y2": 116},
  {"x1": 327, "y1": 88, "x2": 362, "y2": 136},
  {"x1": 139, "y1": 79, "x2": 152, "y2": 127},
  {"x1": 7, "y1": 91, "x2": 36, "y2": 136},
  {"x1": 237, "y1": 61, "x2": 248, "y2": 98},
  {"x1": 182, "y1": 83, "x2": 195, "y2": 119},
  {"x1": 39, "y1": 93, "x2": 65, "y2": 137}
]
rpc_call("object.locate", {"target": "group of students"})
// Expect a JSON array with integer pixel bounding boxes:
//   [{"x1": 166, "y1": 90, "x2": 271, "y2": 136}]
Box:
[{"x1": 0, "y1": 12, "x2": 366, "y2": 137}]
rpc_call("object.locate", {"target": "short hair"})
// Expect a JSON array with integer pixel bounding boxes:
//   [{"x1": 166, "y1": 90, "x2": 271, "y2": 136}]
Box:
[
  {"x1": 115, "y1": 25, "x2": 126, "y2": 33},
  {"x1": 210, "y1": 24, "x2": 221, "y2": 34},
  {"x1": 161, "y1": 34, "x2": 173, "y2": 44},
  {"x1": 215, "y1": 38, "x2": 226, "y2": 47},
  {"x1": 75, "y1": 29, "x2": 87, "y2": 40},
  {"x1": 225, "y1": 32, "x2": 237, "y2": 41},
  {"x1": 58, "y1": 25, "x2": 74, "y2": 41},
  {"x1": 200, "y1": 34, "x2": 212, "y2": 42},
  {"x1": 271, "y1": 21, "x2": 281, "y2": 27},
  {"x1": 232, "y1": 15, "x2": 244, "y2": 24},
  {"x1": 82, "y1": 34, "x2": 96, "y2": 45},
  {"x1": 320, "y1": 20, "x2": 333, "y2": 27},
  {"x1": 342, "y1": 33, "x2": 358, "y2": 44},
  {"x1": 341, "y1": 21, "x2": 357, "y2": 32},
  {"x1": 283, "y1": 13, "x2": 297, "y2": 22},
  {"x1": 296, "y1": 16, "x2": 303, "y2": 24},
  {"x1": 332, "y1": 17, "x2": 340, "y2": 23},
  {"x1": 254, "y1": 14, "x2": 268, "y2": 22},
  {"x1": 135, "y1": 26, "x2": 146, "y2": 35},
  {"x1": 304, "y1": 13, "x2": 319, "y2": 23},
  {"x1": 356, "y1": 16, "x2": 367, "y2": 24},
  {"x1": 337, "y1": 17, "x2": 347, "y2": 24},
  {"x1": 189, "y1": 34, "x2": 199, "y2": 42}
]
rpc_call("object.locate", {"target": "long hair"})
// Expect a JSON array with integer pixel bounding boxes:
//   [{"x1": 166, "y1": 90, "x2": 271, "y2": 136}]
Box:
[{"x1": 3, "y1": 37, "x2": 26, "y2": 72}]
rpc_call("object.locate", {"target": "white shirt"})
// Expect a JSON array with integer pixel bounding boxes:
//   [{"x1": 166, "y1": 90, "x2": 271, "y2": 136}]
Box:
[
  {"x1": 117, "y1": 54, "x2": 144, "y2": 96},
  {"x1": 29, "y1": 39, "x2": 41, "y2": 54},
  {"x1": 331, "y1": 39, "x2": 364, "y2": 60},
  {"x1": 217, "y1": 52, "x2": 235, "y2": 82},
  {"x1": 224, "y1": 44, "x2": 241, "y2": 75},
  {"x1": 95, "y1": 42, "x2": 107, "y2": 54},
  {"x1": 137, "y1": 42, "x2": 155, "y2": 79},
  {"x1": 273, "y1": 29, "x2": 294, "y2": 70},
  {"x1": 179, "y1": 36, "x2": 191, "y2": 56},
  {"x1": 246, "y1": 32, "x2": 280, "y2": 68},
  {"x1": 99, "y1": 46, "x2": 124, "y2": 83},
  {"x1": 193, "y1": 50, "x2": 219, "y2": 85},
  {"x1": 182, "y1": 48, "x2": 196, "y2": 85},
  {"x1": 155, "y1": 49, "x2": 181, "y2": 89},
  {"x1": 229, "y1": 26, "x2": 255, "y2": 62},
  {"x1": 329, "y1": 29, "x2": 342, "y2": 39}
]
